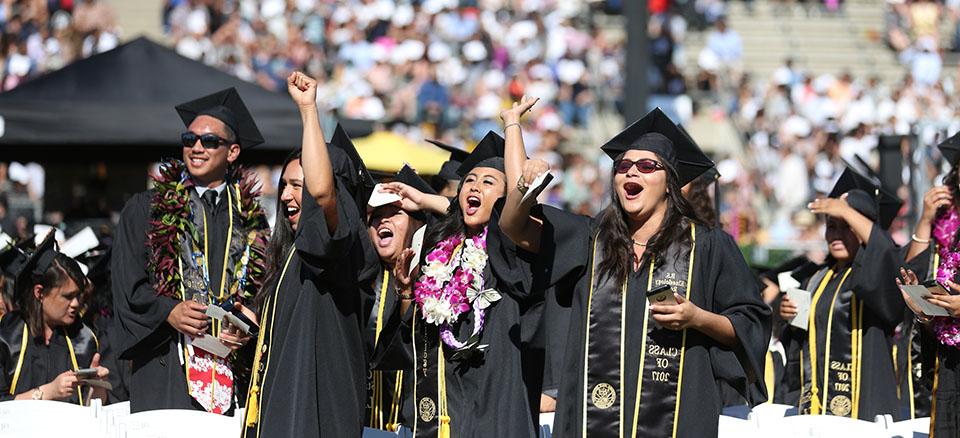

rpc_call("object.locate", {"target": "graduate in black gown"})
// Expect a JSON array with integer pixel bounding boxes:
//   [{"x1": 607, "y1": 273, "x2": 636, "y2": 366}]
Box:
[
  {"x1": 111, "y1": 87, "x2": 269, "y2": 413},
  {"x1": 242, "y1": 72, "x2": 379, "y2": 438},
  {"x1": 375, "y1": 126, "x2": 542, "y2": 437},
  {"x1": 0, "y1": 232, "x2": 112, "y2": 404},
  {"x1": 761, "y1": 256, "x2": 820, "y2": 405},
  {"x1": 899, "y1": 132, "x2": 960, "y2": 436},
  {"x1": 364, "y1": 164, "x2": 449, "y2": 431},
  {"x1": 778, "y1": 165, "x2": 905, "y2": 420},
  {"x1": 499, "y1": 103, "x2": 771, "y2": 438}
]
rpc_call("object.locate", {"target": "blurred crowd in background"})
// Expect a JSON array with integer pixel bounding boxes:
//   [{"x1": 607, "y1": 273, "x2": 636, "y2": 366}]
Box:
[{"x1": 4, "y1": 0, "x2": 960, "y2": 262}]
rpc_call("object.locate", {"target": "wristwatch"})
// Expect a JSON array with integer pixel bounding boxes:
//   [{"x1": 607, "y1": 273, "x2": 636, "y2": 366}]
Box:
[{"x1": 31, "y1": 387, "x2": 43, "y2": 400}]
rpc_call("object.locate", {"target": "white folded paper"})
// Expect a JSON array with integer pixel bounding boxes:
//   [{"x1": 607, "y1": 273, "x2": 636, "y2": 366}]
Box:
[
  {"x1": 785, "y1": 288, "x2": 812, "y2": 331},
  {"x1": 521, "y1": 172, "x2": 554, "y2": 204},
  {"x1": 900, "y1": 285, "x2": 951, "y2": 317}
]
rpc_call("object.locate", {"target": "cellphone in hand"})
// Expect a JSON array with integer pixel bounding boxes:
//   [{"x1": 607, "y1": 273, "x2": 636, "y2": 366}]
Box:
[
  {"x1": 646, "y1": 284, "x2": 675, "y2": 305},
  {"x1": 75, "y1": 368, "x2": 98, "y2": 379},
  {"x1": 922, "y1": 279, "x2": 956, "y2": 296}
]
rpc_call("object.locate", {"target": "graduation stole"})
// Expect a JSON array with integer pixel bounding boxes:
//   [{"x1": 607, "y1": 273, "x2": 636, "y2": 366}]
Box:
[
  {"x1": 369, "y1": 268, "x2": 404, "y2": 431},
  {"x1": 581, "y1": 225, "x2": 695, "y2": 438},
  {"x1": 243, "y1": 247, "x2": 296, "y2": 434},
  {"x1": 412, "y1": 313, "x2": 448, "y2": 437},
  {"x1": 147, "y1": 159, "x2": 269, "y2": 414},
  {"x1": 799, "y1": 266, "x2": 863, "y2": 418}
]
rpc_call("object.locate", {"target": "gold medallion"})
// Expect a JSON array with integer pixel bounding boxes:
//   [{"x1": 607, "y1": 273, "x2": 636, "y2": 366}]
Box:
[
  {"x1": 829, "y1": 395, "x2": 852, "y2": 417},
  {"x1": 418, "y1": 397, "x2": 437, "y2": 422},
  {"x1": 591, "y1": 383, "x2": 616, "y2": 409}
]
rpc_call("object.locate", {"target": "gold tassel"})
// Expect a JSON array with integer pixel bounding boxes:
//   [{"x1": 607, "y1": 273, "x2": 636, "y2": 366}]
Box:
[
  {"x1": 439, "y1": 415, "x2": 451, "y2": 438},
  {"x1": 810, "y1": 388, "x2": 821, "y2": 415},
  {"x1": 245, "y1": 386, "x2": 259, "y2": 427}
]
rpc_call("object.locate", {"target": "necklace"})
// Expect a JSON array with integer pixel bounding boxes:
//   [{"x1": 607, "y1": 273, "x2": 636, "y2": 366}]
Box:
[{"x1": 632, "y1": 240, "x2": 647, "y2": 247}]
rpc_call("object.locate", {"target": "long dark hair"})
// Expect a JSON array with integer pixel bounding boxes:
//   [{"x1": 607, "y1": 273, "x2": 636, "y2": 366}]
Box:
[
  {"x1": 424, "y1": 179, "x2": 467, "y2": 253},
  {"x1": 256, "y1": 150, "x2": 301, "y2": 310},
  {"x1": 596, "y1": 154, "x2": 702, "y2": 285},
  {"x1": 684, "y1": 174, "x2": 717, "y2": 225},
  {"x1": 18, "y1": 254, "x2": 87, "y2": 337}
]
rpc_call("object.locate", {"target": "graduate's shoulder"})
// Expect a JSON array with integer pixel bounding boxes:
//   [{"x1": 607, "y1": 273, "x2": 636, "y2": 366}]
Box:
[
  {"x1": 692, "y1": 223, "x2": 738, "y2": 249},
  {"x1": 0, "y1": 312, "x2": 26, "y2": 350},
  {"x1": 533, "y1": 203, "x2": 597, "y2": 230},
  {"x1": 118, "y1": 190, "x2": 157, "y2": 217},
  {"x1": 0, "y1": 312, "x2": 25, "y2": 333}
]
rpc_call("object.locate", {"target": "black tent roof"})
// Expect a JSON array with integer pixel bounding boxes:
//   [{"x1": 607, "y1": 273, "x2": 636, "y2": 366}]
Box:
[{"x1": 0, "y1": 37, "x2": 367, "y2": 158}]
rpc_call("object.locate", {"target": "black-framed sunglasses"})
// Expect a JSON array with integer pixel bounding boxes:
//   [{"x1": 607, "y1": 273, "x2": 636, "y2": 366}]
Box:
[
  {"x1": 181, "y1": 132, "x2": 229, "y2": 149},
  {"x1": 614, "y1": 158, "x2": 664, "y2": 175}
]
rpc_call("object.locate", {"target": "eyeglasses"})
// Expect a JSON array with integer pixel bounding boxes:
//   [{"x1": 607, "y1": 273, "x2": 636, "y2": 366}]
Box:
[
  {"x1": 614, "y1": 158, "x2": 664, "y2": 175},
  {"x1": 181, "y1": 132, "x2": 229, "y2": 149}
]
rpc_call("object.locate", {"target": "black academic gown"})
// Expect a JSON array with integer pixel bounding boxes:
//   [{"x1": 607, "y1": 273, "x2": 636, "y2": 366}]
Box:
[
  {"x1": 373, "y1": 214, "x2": 540, "y2": 438},
  {"x1": 903, "y1": 244, "x2": 958, "y2": 434},
  {"x1": 365, "y1": 267, "x2": 415, "y2": 430},
  {"x1": 781, "y1": 225, "x2": 904, "y2": 421},
  {"x1": 540, "y1": 207, "x2": 771, "y2": 438},
  {"x1": 250, "y1": 186, "x2": 378, "y2": 438},
  {"x1": 110, "y1": 189, "x2": 236, "y2": 413},
  {"x1": 0, "y1": 312, "x2": 102, "y2": 403}
]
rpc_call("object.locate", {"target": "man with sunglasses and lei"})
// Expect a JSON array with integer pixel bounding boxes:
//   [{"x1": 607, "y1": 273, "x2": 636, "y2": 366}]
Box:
[{"x1": 110, "y1": 88, "x2": 269, "y2": 414}]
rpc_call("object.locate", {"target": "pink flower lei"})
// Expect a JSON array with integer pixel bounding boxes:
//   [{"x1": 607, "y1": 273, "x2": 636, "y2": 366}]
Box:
[
  {"x1": 931, "y1": 207, "x2": 960, "y2": 347},
  {"x1": 413, "y1": 227, "x2": 491, "y2": 350}
]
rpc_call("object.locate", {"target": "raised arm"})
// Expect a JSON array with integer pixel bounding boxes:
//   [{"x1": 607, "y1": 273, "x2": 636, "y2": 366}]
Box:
[
  {"x1": 499, "y1": 95, "x2": 546, "y2": 253},
  {"x1": 906, "y1": 186, "x2": 951, "y2": 262},
  {"x1": 288, "y1": 71, "x2": 338, "y2": 232},
  {"x1": 379, "y1": 182, "x2": 450, "y2": 215}
]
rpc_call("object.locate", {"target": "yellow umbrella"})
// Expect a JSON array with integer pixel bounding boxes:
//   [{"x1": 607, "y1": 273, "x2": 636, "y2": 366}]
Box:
[{"x1": 353, "y1": 131, "x2": 452, "y2": 174}]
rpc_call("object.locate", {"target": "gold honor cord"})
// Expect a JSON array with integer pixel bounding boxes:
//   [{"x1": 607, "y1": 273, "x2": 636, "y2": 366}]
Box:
[
  {"x1": 370, "y1": 270, "x2": 403, "y2": 431},
  {"x1": 64, "y1": 329, "x2": 83, "y2": 406},
  {"x1": 628, "y1": 260, "x2": 654, "y2": 438},
  {"x1": 243, "y1": 247, "x2": 295, "y2": 433},
  {"x1": 9, "y1": 322, "x2": 27, "y2": 395},
  {"x1": 438, "y1": 343, "x2": 450, "y2": 438},
  {"x1": 670, "y1": 225, "x2": 696, "y2": 438},
  {"x1": 930, "y1": 355, "x2": 940, "y2": 438},
  {"x1": 764, "y1": 351, "x2": 775, "y2": 404}
]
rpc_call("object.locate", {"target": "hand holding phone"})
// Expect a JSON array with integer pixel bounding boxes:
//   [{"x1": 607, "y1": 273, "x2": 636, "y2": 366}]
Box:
[{"x1": 646, "y1": 284, "x2": 674, "y2": 305}]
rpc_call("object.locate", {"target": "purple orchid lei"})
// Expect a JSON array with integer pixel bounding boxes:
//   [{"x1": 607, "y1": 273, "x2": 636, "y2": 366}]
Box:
[
  {"x1": 932, "y1": 207, "x2": 960, "y2": 347},
  {"x1": 414, "y1": 227, "x2": 490, "y2": 349}
]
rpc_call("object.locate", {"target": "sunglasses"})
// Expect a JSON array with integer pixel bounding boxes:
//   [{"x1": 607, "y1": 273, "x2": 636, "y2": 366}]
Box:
[
  {"x1": 181, "y1": 132, "x2": 230, "y2": 149},
  {"x1": 614, "y1": 158, "x2": 664, "y2": 174}
]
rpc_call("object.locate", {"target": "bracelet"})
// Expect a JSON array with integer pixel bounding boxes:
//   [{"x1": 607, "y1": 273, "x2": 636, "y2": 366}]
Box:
[
  {"x1": 504, "y1": 122, "x2": 521, "y2": 132},
  {"x1": 916, "y1": 313, "x2": 934, "y2": 324},
  {"x1": 516, "y1": 175, "x2": 529, "y2": 194},
  {"x1": 912, "y1": 234, "x2": 931, "y2": 244},
  {"x1": 397, "y1": 291, "x2": 415, "y2": 300}
]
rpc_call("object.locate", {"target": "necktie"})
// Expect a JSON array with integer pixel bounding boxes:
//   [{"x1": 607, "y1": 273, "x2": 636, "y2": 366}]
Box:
[{"x1": 202, "y1": 189, "x2": 218, "y2": 211}]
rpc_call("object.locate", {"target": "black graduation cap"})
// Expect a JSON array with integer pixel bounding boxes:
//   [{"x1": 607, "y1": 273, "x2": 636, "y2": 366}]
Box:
[
  {"x1": 426, "y1": 139, "x2": 470, "y2": 181},
  {"x1": 601, "y1": 108, "x2": 714, "y2": 186},
  {"x1": 0, "y1": 240, "x2": 28, "y2": 278},
  {"x1": 938, "y1": 131, "x2": 960, "y2": 168},
  {"x1": 14, "y1": 231, "x2": 59, "y2": 300},
  {"x1": 175, "y1": 87, "x2": 264, "y2": 149},
  {"x1": 396, "y1": 164, "x2": 437, "y2": 196},
  {"x1": 456, "y1": 131, "x2": 505, "y2": 177},
  {"x1": 828, "y1": 164, "x2": 902, "y2": 230},
  {"x1": 329, "y1": 123, "x2": 376, "y2": 191}
]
